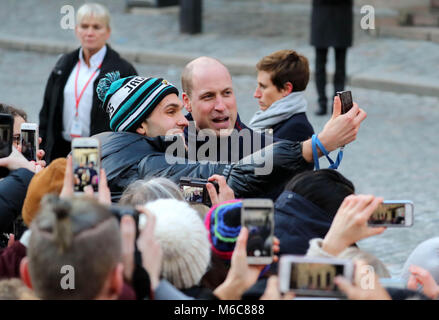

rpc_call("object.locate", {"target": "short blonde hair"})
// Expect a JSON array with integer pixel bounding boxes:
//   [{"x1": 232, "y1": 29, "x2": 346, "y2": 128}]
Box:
[{"x1": 76, "y1": 3, "x2": 111, "y2": 29}]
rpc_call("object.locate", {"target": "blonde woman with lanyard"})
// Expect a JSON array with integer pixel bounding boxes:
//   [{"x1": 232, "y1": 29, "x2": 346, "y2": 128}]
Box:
[{"x1": 39, "y1": 3, "x2": 137, "y2": 163}]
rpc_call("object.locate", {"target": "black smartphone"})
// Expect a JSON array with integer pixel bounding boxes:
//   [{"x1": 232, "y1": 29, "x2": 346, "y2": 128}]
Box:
[
  {"x1": 0, "y1": 114, "x2": 13, "y2": 178},
  {"x1": 0, "y1": 113, "x2": 13, "y2": 158},
  {"x1": 337, "y1": 91, "x2": 353, "y2": 114},
  {"x1": 179, "y1": 176, "x2": 219, "y2": 207}
]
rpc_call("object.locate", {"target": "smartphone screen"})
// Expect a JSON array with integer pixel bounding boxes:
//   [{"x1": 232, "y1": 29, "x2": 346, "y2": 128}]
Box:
[
  {"x1": 180, "y1": 184, "x2": 204, "y2": 203},
  {"x1": 21, "y1": 129, "x2": 37, "y2": 161},
  {"x1": 72, "y1": 147, "x2": 99, "y2": 192},
  {"x1": 289, "y1": 262, "x2": 346, "y2": 297},
  {"x1": 243, "y1": 207, "x2": 273, "y2": 259},
  {"x1": 368, "y1": 202, "x2": 413, "y2": 227},
  {"x1": 0, "y1": 123, "x2": 12, "y2": 158}
]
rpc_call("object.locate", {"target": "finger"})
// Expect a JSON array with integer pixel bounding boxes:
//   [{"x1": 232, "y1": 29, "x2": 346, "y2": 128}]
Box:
[
  {"x1": 206, "y1": 182, "x2": 218, "y2": 205},
  {"x1": 360, "y1": 196, "x2": 383, "y2": 221},
  {"x1": 365, "y1": 226, "x2": 386, "y2": 238},
  {"x1": 273, "y1": 236, "x2": 280, "y2": 246},
  {"x1": 261, "y1": 276, "x2": 280, "y2": 300},
  {"x1": 207, "y1": 174, "x2": 222, "y2": 182},
  {"x1": 283, "y1": 292, "x2": 296, "y2": 300},
  {"x1": 120, "y1": 215, "x2": 136, "y2": 247},
  {"x1": 98, "y1": 168, "x2": 111, "y2": 205},
  {"x1": 37, "y1": 149, "x2": 45, "y2": 161},
  {"x1": 235, "y1": 226, "x2": 248, "y2": 253},
  {"x1": 60, "y1": 155, "x2": 74, "y2": 198},
  {"x1": 331, "y1": 95, "x2": 341, "y2": 119},
  {"x1": 407, "y1": 275, "x2": 418, "y2": 291},
  {"x1": 353, "y1": 106, "x2": 367, "y2": 126},
  {"x1": 38, "y1": 137, "x2": 42, "y2": 144},
  {"x1": 334, "y1": 276, "x2": 357, "y2": 298},
  {"x1": 83, "y1": 185, "x2": 94, "y2": 197},
  {"x1": 7, "y1": 234, "x2": 15, "y2": 248}
]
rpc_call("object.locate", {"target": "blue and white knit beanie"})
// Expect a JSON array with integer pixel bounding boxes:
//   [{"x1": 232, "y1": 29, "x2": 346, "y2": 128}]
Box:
[{"x1": 97, "y1": 72, "x2": 179, "y2": 132}]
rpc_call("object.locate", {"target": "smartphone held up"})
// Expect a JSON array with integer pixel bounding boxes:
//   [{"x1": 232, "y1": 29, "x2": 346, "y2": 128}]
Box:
[
  {"x1": 278, "y1": 255, "x2": 354, "y2": 298},
  {"x1": 71, "y1": 137, "x2": 100, "y2": 193},
  {"x1": 241, "y1": 199, "x2": 275, "y2": 265},
  {"x1": 368, "y1": 200, "x2": 414, "y2": 227},
  {"x1": 20, "y1": 122, "x2": 39, "y2": 162}
]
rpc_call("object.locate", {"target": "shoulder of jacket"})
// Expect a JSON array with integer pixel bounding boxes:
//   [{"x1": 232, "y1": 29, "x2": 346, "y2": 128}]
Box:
[{"x1": 52, "y1": 48, "x2": 79, "y2": 74}]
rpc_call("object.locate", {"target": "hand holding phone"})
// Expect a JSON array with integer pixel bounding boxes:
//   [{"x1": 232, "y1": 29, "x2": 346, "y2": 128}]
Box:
[
  {"x1": 278, "y1": 255, "x2": 354, "y2": 298},
  {"x1": 241, "y1": 199, "x2": 274, "y2": 265},
  {"x1": 71, "y1": 137, "x2": 100, "y2": 193},
  {"x1": 20, "y1": 123, "x2": 39, "y2": 162},
  {"x1": 179, "y1": 176, "x2": 219, "y2": 207}
]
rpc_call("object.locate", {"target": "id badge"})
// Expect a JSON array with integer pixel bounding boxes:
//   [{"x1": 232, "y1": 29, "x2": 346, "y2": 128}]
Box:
[{"x1": 70, "y1": 118, "x2": 82, "y2": 138}]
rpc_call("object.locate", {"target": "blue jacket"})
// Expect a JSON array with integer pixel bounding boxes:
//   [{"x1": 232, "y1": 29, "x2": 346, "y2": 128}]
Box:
[{"x1": 274, "y1": 191, "x2": 334, "y2": 255}]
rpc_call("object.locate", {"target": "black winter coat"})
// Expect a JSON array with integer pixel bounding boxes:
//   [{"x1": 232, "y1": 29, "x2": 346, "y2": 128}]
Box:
[
  {"x1": 311, "y1": 0, "x2": 353, "y2": 48},
  {"x1": 96, "y1": 132, "x2": 313, "y2": 202},
  {"x1": 271, "y1": 112, "x2": 314, "y2": 143},
  {"x1": 39, "y1": 45, "x2": 137, "y2": 163},
  {"x1": 0, "y1": 168, "x2": 34, "y2": 233},
  {"x1": 274, "y1": 191, "x2": 334, "y2": 256}
]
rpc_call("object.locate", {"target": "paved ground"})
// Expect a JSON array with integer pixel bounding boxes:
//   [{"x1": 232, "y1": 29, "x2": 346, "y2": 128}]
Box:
[
  {"x1": 1, "y1": 0, "x2": 439, "y2": 97},
  {"x1": 1, "y1": 47, "x2": 439, "y2": 278}
]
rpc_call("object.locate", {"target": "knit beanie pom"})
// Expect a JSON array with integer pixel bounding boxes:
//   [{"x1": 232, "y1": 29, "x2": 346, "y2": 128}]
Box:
[{"x1": 97, "y1": 71, "x2": 121, "y2": 102}]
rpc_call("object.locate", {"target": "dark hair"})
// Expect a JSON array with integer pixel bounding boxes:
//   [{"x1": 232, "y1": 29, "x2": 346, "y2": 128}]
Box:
[
  {"x1": 0, "y1": 103, "x2": 28, "y2": 121},
  {"x1": 256, "y1": 49, "x2": 310, "y2": 92},
  {"x1": 27, "y1": 195, "x2": 120, "y2": 300},
  {"x1": 285, "y1": 169, "x2": 355, "y2": 217}
]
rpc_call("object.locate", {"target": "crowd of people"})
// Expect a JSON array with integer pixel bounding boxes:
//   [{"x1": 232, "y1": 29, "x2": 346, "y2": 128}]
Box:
[{"x1": 0, "y1": 2, "x2": 437, "y2": 301}]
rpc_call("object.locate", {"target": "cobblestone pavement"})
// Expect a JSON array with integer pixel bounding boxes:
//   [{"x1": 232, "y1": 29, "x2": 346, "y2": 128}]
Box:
[
  {"x1": 1, "y1": 0, "x2": 439, "y2": 89},
  {"x1": 1, "y1": 48, "x2": 438, "y2": 277}
]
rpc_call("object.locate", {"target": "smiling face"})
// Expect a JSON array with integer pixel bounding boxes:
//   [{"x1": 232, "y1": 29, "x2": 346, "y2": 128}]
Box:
[
  {"x1": 136, "y1": 93, "x2": 189, "y2": 137},
  {"x1": 183, "y1": 58, "x2": 237, "y2": 136},
  {"x1": 75, "y1": 15, "x2": 110, "y2": 56},
  {"x1": 254, "y1": 70, "x2": 289, "y2": 111}
]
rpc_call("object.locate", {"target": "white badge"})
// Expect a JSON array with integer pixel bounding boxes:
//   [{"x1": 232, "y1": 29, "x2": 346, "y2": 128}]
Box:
[{"x1": 70, "y1": 117, "x2": 82, "y2": 138}]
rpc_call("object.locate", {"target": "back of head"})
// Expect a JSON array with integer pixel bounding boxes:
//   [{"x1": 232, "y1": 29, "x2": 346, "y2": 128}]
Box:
[
  {"x1": 145, "y1": 199, "x2": 210, "y2": 289},
  {"x1": 27, "y1": 195, "x2": 120, "y2": 300},
  {"x1": 76, "y1": 3, "x2": 111, "y2": 29},
  {"x1": 22, "y1": 158, "x2": 66, "y2": 226},
  {"x1": 400, "y1": 237, "x2": 439, "y2": 283},
  {"x1": 0, "y1": 103, "x2": 28, "y2": 121},
  {"x1": 285, "y1": 169, "x2": 355, "y2": 218},
  {"x1": 256, "y1": 49, "x2": 310, "y2": 92},
  {"x1": 0, "y1": 278, "x2": 37, "y2": 300},
  {"x1": 119, "y1": 177, "x2": 184, "y2": 206}
]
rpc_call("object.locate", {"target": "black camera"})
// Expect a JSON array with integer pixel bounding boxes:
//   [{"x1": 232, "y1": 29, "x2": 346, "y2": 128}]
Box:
[{"x1": 179, "y1": 177, "x2": 220, "y2": 207}]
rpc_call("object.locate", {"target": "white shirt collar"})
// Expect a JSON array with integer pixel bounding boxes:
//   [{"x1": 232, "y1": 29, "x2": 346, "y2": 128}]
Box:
[{"x1": 78, "y1": 45, "x2": 107, "y2": 69}]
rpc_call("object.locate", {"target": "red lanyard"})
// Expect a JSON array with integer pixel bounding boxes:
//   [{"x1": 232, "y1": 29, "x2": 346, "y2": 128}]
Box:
[{"x1": 74, "y1": 60, "x2": 102, "y2": 117}]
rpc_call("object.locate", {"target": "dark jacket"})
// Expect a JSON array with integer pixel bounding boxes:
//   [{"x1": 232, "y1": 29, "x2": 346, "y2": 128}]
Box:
[
  {"x1": 274, "y1": 191, "x2": 334, "y2": 256},
  {"x1": 96, "y1": 131, "x2": 313, "y2": 202},
  {"x1": 184, "y1": 113, "x2": 274, "y2": 162},
  {"x1": 39, "y1": 45, "x2": 137, "y2": 163},
  {"x1": 311, "y1": 0, "x2": 353, "y2": 48},
  {"x1": 0, "y1": 168, "x2": 34, "y2": 233},
  {"x1": 271, "y1": 112, "x2": 314, "y2": 143}
]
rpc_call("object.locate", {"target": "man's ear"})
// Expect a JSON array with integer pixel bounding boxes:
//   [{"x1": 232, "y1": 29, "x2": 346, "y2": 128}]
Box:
[
  {"x1": 182, "y1": 92, "x2": 192, "y2": 113},
  {"x1": 136, "y1": 121, "x2": 148, "y2": 136},
  {"x1": 20, "y1": 257, "x2": 33, "y2": 289},
  {"x1": 109, "y1": 263, "x2": 124, "y2": 299},
  {"x1": 282, "y1": 82, "x2": 293, "y2": 96}
]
